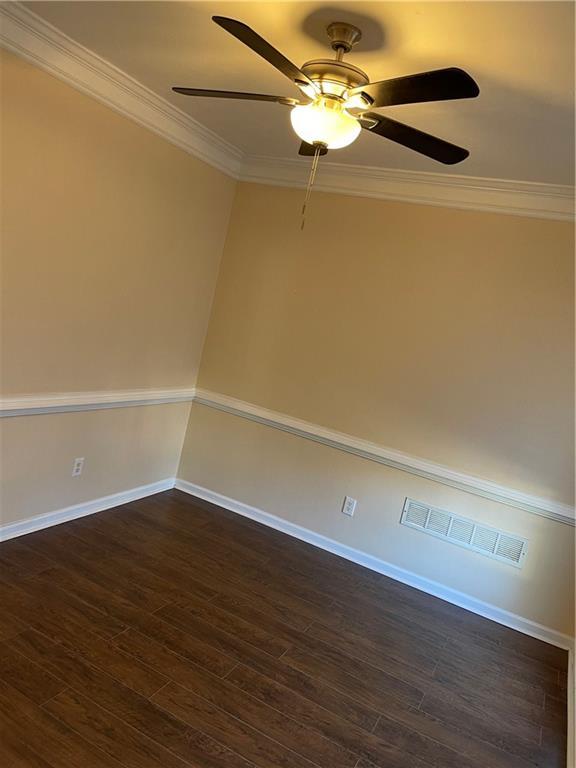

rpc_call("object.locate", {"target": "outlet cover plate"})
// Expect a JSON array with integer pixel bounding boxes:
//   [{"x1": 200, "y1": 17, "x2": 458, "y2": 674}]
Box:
[{"x1": 342, "y1": 496, "x2": 357, "y2": 517}]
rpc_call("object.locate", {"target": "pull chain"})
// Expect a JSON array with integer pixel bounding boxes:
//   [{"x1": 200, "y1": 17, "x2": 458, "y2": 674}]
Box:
[{"x1": 301, "y1": 144, "x2": 323, "y2": 230}]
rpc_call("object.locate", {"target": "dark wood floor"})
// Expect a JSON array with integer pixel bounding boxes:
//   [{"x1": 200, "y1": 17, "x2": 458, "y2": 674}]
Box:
[{"x1": 0, "y1": 489, "x2": 568, "y2": 768}]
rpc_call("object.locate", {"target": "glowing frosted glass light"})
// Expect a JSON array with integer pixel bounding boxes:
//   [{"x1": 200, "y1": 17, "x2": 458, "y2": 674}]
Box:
[{"x1": 290, "y1": 97, "x2": 361, "y2": 150}]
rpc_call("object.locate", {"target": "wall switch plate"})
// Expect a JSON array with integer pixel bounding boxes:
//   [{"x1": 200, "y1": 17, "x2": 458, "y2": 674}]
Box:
[
  {"x1": 342, "y1": 496, "x2": 357, "y2": 517},
  {"x1": 72, "y1": 457, "x2": 85, "y2": 477}
]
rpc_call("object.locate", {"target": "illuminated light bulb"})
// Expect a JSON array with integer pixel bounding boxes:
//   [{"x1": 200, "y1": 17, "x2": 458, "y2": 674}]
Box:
[
  {"x1": 344, "y1": 92, "x2": 372, "y2": 111},
  {"x1": 290, "y1": 97, "x2": 361, "y2": 150}
]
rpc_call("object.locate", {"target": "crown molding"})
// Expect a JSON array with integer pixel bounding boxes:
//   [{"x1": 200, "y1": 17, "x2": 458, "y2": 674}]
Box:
[
  {"x1": 1, "y1": 2, "x2": 573, "y2": 219},
  {"x1": 194, "y1": 388, "x2": 575, "y2": 526},
  {"x1": 240, "y1": 156, "x2": 575, "y2": 221},
  {"x1": 0, "y1": 2, "x2": 242, "y2": 177}
]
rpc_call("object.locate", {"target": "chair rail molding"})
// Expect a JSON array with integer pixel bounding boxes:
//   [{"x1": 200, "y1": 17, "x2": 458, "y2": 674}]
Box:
[
  {"x1": 2, "y1": 2, "x2": 574, "y2": 220},
  {"x1": 1, "y1": 386, "x2": 573, "y2": 524},
  {"x1": 0, "y1": 388, "x2": 196, "y2": 417},
  {"x1": 193, "y1": 389, "x2": 575, "y2": 526}
]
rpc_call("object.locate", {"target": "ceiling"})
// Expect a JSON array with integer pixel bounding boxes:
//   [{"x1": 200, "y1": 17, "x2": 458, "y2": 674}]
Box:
[{"x1": 24, "y1": 1, "x2": 575, "y2": 185}]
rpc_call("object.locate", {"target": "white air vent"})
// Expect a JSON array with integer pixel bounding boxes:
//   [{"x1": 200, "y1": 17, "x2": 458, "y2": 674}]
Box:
[{"x1": 401, "y1": 499, "x2": 528, "y2": 568}]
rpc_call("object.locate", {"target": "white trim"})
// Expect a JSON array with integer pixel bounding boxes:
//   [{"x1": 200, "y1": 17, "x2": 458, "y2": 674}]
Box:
[
  {"x1": 0, "y1": 3, "x2": 242, "y2": 177},
  {"x1": 0, "y1": 478, "x2": 176, "y2": 541},
  {"x1": 567, "y1": 649, "x2": 575, "y2": 768},
  {"x1": 0, "y1": 388, "x2": 196, "y2": 417},
  {"x1": 1, "y1": 2, "x2": 573, "y2": 220},
  {"x1": 175, "y1": 479, "x2": 574, "y2": 652},
  {"x1": 2, "y1": 385, "x2": 572, "y2": 524},
  {"x1": 240, "y1": 156, "x2": 575, "y2": 221},
  {"x1": 194, "y1": 389, "x2": 575, "y2": 526}
]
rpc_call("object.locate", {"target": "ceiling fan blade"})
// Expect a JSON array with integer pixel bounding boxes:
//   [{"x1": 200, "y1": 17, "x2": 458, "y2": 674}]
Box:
[
  {"x1": 351, "y1": 68, "x2": 479, "y2": 108},
  {"x1": 298, "y1": 142, "x2": 328, "y2": 156},
  {"x1": 172, "y1": 87, "x2": 299, "y2": 105},
  {"x1": 212, "y1": 16, "x2": 316, "y2": 95},
  {"x1": 361, "y1": 112, "x2": 469, "y2": 164}
]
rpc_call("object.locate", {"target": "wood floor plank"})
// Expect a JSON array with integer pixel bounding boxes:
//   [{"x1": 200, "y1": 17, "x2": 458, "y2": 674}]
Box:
[
  {"x1": 0, "y1": 641, "x2": 67, "y2": 704},
  {"x1": 152, "y1": 604, "x2": 381, "y2": 731},
  {"x1": 305, "y1": 618, "x2": 439, "y2": 678},
  {"x1": 73, "y1": 513, "x2": 331, "y2": 626},
  {"x1": 0, "y1": 729, "x2": 59, "y2": 768},
  {"x1": 0, "y1": 489, "x2": 567, "y2": 768},
  {"x1": 317, "y1": 587, "x2": 563, "y2": 694},
  {"x1": 432, "y1": 657, "x2": 546, "y2": 727},
  {"x1": 0, "y1": 539, "x2": 54, "y2": 582},
  {"x1": 282, "y1": 644, "x2": 424, "y2": 711},
  {"x1": 25, "y1": 564, "x2": 237, "y2": 679},
  {"x1": 112, "y1": 628, "x2": 358, "y2": 768},
  {"x1": 122, "y1": 506, "x2": 268, "y2": 571},
  {"x1": 169, "y1": 595, "x2": 292, "y2": 658},
  {"x1": 44, "y1": 687, "x2": 193, "y2": 768},
  {"x1": 0, "y1": 680, "x2": 126, "y2": 768},
  {"x1": 156, "y1": 602, "x2": 290, "y2": 667},
  {"x1": 158, "y1": 594, "x2": 426, "y2": 725},
  {"x1": 183, "y1": 591, "x2": 433, "y2": 712},
  {"x1": 226, "y1": 661, "x2": 491, "y2": 768},
  {"x1": 25, "y1": 525, "x2": 216, "y2": 608},
  {"x1": 8, "y1": 628, "x2": 257, "y2": 768},
  {"x1": 153, "y1": 681, "x2": 335, "y2": 768},
  {"x1": 125, "y1": 503, "x2": 271, "y2": 568},
  {"x1": 68, "y1": 516, "x2": 316, "y2": 628},
  {"x1": 34, "y1": 616, "x2": 167, "y2": 698},
  {"x1": 0, "y1": 604, "x2": 27, "y2": 642},
  {"x1": 272, "y1": 550, "x2": 568, "y2": 675},
  {"x1": 0, "y1": 577, "x2": 125, "y2": 643},
  {"x1": 417, "y1": 694, "x2": 553, "y2": 767}
]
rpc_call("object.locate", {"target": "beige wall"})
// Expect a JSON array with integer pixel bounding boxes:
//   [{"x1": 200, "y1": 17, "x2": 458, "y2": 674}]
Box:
[
  {"x1": 180, "y1": 403, "x2": 574, "y2": 636},
  {"x1": 0, "y1": 49, "x2": 235, "y2": 524},
  {"x1": 1, "y1": 404, "x2": 189, "y2": 525},
  {"x1": 1, "y1": 49, "x2": 235, "y2": 394},
  {"x1": 179, "y1": 181, "x2": 574, "y2": 637},
  {"x1": 198, "y1": 182, "x2": 574, "y2": 504}
]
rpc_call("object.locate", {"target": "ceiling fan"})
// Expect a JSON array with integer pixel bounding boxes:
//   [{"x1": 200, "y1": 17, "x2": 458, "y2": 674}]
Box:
[{"x1": 172, "y1": 16, "x2": 480, "y2": 165}]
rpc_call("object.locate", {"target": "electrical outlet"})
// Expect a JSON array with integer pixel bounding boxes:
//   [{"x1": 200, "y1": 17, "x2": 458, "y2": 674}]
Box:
[
  {"x1": 72, "y1": 457, "x2": 85, "y2": 477},
  {"x1": 342, "y1": 496, "x2": 357, "y2": 517}
]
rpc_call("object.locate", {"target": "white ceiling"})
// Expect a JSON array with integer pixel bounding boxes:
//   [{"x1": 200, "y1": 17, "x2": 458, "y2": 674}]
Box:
[{"x1": 24, "y1": 1, "x2": 575, "y2": 185}]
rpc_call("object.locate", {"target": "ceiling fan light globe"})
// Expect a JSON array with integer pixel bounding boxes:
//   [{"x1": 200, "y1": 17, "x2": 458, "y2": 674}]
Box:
[{"x1": 290, "y1": 100, "x2": 361, "y2": 149}]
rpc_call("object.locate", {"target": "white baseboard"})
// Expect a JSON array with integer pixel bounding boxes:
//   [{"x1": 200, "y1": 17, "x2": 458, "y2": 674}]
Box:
[
  {"x1": 0, "y1": 478, "x2": 176, "y2": 541},
  {"x1": 175, "y1": 478, "x2": 574, "y2": 652}
]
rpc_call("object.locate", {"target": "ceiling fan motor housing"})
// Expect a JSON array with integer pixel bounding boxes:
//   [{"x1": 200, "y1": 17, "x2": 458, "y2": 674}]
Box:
[{"x1": 301, "y1": 59, "x2": 369, "y2": 99}]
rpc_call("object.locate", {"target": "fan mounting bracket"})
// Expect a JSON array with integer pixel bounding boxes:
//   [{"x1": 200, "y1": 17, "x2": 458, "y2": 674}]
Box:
[{"x1": 326, "y1": 22, "x2": 362, "y2": 54}]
